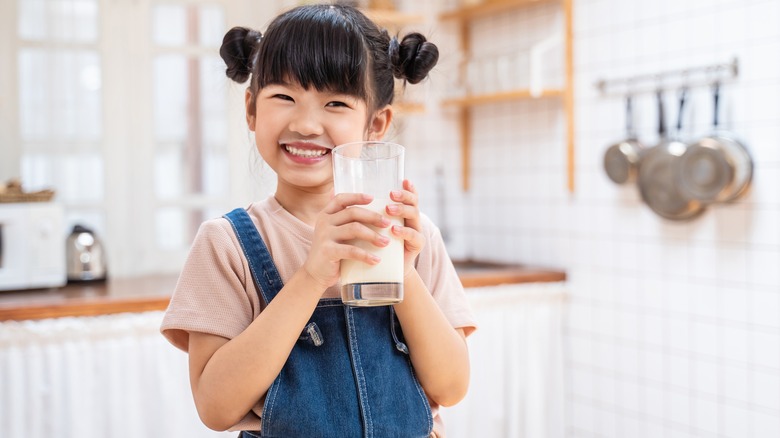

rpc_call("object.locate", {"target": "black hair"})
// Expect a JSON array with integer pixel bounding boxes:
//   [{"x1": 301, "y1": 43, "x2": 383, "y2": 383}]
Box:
[{"x1": 219, "y1": 4, "x2": 438, "y2": 113}]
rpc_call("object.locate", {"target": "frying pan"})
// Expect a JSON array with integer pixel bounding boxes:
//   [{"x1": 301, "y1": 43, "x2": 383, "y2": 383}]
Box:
[
  {"x1": 604, "y1": 95, "x2": 644, "y2": 184},
  {"x1": 675, "y1": 81, "x2": 753, "y2": 203},
  {"x1": 637, "y1": 88, "x2": 704, "y2": 220}
]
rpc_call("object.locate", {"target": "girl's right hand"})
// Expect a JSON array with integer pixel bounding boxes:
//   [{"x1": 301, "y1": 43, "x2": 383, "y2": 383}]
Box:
[{"x1": 302, "y1": 193, "x2": 391, "y2": 291}]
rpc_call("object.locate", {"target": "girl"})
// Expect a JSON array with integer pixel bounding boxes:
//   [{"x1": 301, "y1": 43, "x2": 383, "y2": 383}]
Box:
[{"x1": 161, "y1": 4, "x2": 476, "y2": 437}]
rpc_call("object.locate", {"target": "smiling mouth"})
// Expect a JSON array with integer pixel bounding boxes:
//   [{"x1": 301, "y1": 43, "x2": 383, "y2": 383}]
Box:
[{"x1": 283, "y1": 144, "x2": 330, "y2": 158}]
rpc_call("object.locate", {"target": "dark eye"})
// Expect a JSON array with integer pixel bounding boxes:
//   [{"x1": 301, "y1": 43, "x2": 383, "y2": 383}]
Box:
[
  {"x1": 326, "y1": 101, "x2": 349, "y2": 108},
  {"x1": 273, "y1": 94, "x2": 294, "y2": 102}
]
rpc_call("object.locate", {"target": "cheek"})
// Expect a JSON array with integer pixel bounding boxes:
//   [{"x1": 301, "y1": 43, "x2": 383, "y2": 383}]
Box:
[
  {"x1": 253, "y1": 109, "x2": 285, "y2": 136},
  {"x1": 333, "y1": 115, "x2": 371, "y2": 141},
  {"x1": 251, "y1": 123, "x2": 276, "y2": 152}
]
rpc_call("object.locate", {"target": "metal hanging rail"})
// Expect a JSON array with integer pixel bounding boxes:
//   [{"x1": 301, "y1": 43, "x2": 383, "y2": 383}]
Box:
[{"x1": 595, "y1": 57, "x2": 739, "y2": 95}]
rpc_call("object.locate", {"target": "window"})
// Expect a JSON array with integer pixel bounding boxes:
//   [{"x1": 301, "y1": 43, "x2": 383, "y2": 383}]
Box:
[
  {"x1": 150, "y1": 3, "x2": 228, "y2": 251},
  {"x1": 17, "y1": 0, "x2": 106, "y2": 232},
  {"x1": 2, "y1": 0, "x2": 250, "y2": 277}
]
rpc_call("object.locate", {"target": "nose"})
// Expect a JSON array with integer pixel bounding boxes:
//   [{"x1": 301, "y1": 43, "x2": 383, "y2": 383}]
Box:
[{"x1": 288, "y1": 106, "x2": 324, "y2": 137}]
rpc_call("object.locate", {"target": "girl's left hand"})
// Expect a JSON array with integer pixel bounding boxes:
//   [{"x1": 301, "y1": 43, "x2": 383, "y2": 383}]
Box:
[{"x1": 386, "y1": 179, "x2": 424, "y2": 277}]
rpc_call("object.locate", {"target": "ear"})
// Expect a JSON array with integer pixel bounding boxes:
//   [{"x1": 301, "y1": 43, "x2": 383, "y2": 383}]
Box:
[
  {"x1": 366, "y1": 105, "x2": 393, "y2": 140},
  {"x1": 245, "y1": 88, "x2": 256, "y2": 132}
]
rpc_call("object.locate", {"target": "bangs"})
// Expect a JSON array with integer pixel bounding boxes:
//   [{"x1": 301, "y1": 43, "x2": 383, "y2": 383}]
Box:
[{"x1": 255, "y1": 6, "x2": 369, "y2": 99}]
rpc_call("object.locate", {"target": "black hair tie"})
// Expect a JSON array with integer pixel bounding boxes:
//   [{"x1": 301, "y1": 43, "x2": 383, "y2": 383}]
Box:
[
  {"x1": 388, "y1": 36, "x2": 401, "y2": 73},
  {"x1": 389, "y1": 36, "x2": 400, "y2": 53}
]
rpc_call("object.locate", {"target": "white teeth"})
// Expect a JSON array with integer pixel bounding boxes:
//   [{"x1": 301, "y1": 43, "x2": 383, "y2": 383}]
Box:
[{"x1": 285, "y1": 145, "x2": 328, "y2": 157}]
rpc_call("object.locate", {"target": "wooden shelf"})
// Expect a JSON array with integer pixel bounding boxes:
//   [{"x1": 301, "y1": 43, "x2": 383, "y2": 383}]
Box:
[
  {"x1": 363, "y1": 9, "x2": 426, "y2": 27},
  {"x1": 438, "y1": 0, "x2": 574, "y2": 193},
  {"x1": 394, "y1": 101, "x2": 426, "y2": 114},
  {"x1": 442, "y1": 88, "x2": 564, "y2": 107},
  {"x1": 440, "y1": 0, "x2": 556, "y2": 22}
]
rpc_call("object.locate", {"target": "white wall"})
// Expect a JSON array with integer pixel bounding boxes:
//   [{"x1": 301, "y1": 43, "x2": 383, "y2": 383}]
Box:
[
  {"x1": 400, "y1": 0, "x2": 780, "y2": 437},
  {"x1": 563, "y1": 2, "x2": 780, "y2": 436}
]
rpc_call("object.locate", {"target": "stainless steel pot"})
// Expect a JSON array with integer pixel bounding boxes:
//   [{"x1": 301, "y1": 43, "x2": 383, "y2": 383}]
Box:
[
  {"x1": 604, "y1": 95, "x2": 645, "y2": 184},
  {"x1": 675, "y1": 82, "x2": 753, "y2": 203},
  {"x1": 637, "y1": 88, "x2": 704, "y2": 220}
]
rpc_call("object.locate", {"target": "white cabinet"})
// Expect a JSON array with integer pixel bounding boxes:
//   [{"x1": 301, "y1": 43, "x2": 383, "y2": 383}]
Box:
[
  {"x1": 0, "y1": 312, "x2": 232, "y2": 438},
  {"x1": 442, "y1": 282, "x2": 567, "y2": 438}
]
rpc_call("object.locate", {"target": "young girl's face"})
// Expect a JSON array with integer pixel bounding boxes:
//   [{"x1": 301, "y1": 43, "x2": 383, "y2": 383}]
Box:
[{"x1": 247, "y1": 81, "x2": 387, "y2": 192}]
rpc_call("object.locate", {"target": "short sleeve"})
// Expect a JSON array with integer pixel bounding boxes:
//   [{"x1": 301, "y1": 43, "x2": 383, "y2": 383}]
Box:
[{"x1": 160, "y1": 218, "x2": 259, "y2": 352}]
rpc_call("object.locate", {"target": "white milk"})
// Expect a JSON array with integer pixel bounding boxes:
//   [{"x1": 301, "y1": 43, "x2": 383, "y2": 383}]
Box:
[{"x1": 340, "y1": 198, "x2": 404, "y2": 285}]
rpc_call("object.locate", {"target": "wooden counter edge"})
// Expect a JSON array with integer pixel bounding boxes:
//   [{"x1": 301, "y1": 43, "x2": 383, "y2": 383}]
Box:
[
  {"x1": 1, "y1": 270, "x2": 566, "y2": 321},
  {"x1": 459, "y1": 269, "x2": 567, "y2": 288},
  {"x1": 0, "y1": 296, "x2": 172, "y2": 321}
]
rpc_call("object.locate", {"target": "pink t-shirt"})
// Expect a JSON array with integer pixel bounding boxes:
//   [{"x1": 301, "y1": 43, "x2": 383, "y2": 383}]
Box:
[{"x1": 161, "y1": 197, "x2": 477, "y2": 435}]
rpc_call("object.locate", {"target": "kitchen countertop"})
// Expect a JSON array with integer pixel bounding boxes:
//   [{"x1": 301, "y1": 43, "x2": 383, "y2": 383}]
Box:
[
  {"x1": 0, "y1": 261, "x2": 565, "y2": 321},
  {"x1": 452, "y1": 260, "x2": 566, "y2": 288}
]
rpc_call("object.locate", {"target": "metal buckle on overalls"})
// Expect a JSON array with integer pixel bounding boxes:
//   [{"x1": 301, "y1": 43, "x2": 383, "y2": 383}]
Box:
[{"x1": 299, "y1": 322, "x2": 324, "y2": 347}]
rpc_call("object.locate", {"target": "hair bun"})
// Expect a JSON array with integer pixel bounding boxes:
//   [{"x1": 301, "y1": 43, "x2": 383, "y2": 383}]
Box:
[
  {"x1": 219, "y1": 26, "x2": 262, "y2": 83},
  {"x1": 389, "y1": 33, "x2": 439, "y2": 84}
]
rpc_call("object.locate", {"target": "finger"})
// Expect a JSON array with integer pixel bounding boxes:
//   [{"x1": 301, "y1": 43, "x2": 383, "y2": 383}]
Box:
[
  {"x1": 332, "y1": 222, "x2": 390, "y2": 248},
  {"x1": 331, "y1": 204, "x2": 391, "y2": 228},
  {"x1": 391, "y1": 225, "x2": 424, "y2": 251},
  {"x1": 391, "y1": 180, "x2": 420, "y2": 230},
  {"x1": 385, "y1": 203, "x2": 421, "y2": 230},
  {"x1": 389, "y1": 185, "x2": 418, "y2": 207},
  {"x1": 335, "y1": 243, "x2": 382, "y2": 265},
  {"x1": 323, "y1": 193, "x2": 373, "y2": 215}
]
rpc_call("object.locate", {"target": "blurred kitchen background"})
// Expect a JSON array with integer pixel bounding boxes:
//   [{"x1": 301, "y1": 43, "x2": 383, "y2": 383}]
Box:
[{"x1": 2, "y1": 0, "x2": 780, "y2": 437}]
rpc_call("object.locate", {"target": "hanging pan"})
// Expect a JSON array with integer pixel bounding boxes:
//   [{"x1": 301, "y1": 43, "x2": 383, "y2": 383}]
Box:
[
  {"x1": 675, "y1": 81, "x2": 753, "y2": 203},
  {"x1": 637, "y1": 87, "x2": 704, "y2": 220},
  {"x1": 604, "y1": 94, "x2": 645, "y2": 184}
]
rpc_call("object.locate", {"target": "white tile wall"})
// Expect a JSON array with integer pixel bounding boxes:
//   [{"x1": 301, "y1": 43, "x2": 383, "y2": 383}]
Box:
[{"x1": 399, "y1": 0, "x2": 780, "y2": 437}]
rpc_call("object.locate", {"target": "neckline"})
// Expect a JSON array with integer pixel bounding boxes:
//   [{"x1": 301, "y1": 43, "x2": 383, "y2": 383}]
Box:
[{"x1": 265, "y1": 196, "x2": 314, "y2": 242}]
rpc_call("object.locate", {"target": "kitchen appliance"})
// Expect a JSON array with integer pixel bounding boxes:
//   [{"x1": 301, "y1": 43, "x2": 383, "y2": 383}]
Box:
[
  {"x1": 66, "y1": 224, "x2": 107, "y2": 282},
  {"x1": 0, "y1": 202, "x2": 67, "y2": 291}
]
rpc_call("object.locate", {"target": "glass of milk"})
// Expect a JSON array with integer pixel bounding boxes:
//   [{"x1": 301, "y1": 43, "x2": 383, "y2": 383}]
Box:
[{"x1": 332, "y1": 141, "x2": 405, "y2": 306}]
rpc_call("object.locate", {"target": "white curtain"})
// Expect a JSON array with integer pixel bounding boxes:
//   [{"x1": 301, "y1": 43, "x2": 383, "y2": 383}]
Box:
[
  {"x1": 442, "y1": 282, "x2": 567, "y2": 438},
  {"x1": 0, "y1": 311, "x2": 234, "y2": 438},
  {"x1": 0, "y1": 283, "x2": 566, "y2": 438}
]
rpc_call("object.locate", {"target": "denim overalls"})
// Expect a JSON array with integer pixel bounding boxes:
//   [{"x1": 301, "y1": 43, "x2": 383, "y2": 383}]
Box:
[{"x1": 224, "y1": 208, "x2": 433, "y2": 438}]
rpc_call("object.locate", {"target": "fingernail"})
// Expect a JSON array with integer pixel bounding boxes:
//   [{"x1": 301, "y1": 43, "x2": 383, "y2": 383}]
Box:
[
  {"x1": 378, "y1": 235, "x2": 390, "y2": 245},
  {"x1": 380, "y1": 217, "x2": 391, "y2": 227},
  {"x1": 370, "y1": 254, "x2": 381, "y2": 263},
  {"x1": 391, "y1": 190, "x2": 403, "y2": 198},
  {"x1": 392, "y1": 225, "x2": 402, "y2": 234},
  {"x1": 386, "y1": 204, "x2": 399, "y2": 214}
]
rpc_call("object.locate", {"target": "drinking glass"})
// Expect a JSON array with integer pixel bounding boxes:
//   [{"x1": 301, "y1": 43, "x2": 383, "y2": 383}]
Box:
[{"x1": 332, "y1": 141, "x2": 405, "y2": 306}]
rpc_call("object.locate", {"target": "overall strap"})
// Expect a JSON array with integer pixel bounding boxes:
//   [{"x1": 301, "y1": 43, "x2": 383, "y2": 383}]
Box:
[{"x1": 223, "y1": 207, "x2": 284, "y2": 305}]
